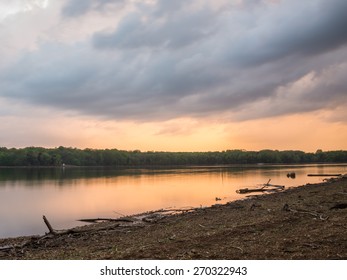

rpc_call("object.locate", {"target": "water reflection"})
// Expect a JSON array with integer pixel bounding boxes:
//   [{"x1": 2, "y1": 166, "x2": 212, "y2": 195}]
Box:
[{"x1": 0, "y1": 164, "x2": 346, "y2": 238}]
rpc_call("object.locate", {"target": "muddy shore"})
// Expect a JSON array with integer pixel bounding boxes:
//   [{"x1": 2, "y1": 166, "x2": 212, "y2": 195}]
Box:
[{"x1": 1, "y1": 177, "x2": 346, "y2": 260}]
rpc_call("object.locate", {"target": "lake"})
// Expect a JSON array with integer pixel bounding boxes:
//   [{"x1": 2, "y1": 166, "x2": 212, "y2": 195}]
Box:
[{"x1": 0, "y1": 164, "x2": 346, "y2": 238}]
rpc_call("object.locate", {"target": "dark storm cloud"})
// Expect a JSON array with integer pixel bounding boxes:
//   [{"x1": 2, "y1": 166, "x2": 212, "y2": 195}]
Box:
[
  {"x1": 1, "y1": 0, "x2": 347, "y2": 122},
  {"x1": 211, "y1": 1, "x2": 347, "y2": 71}
]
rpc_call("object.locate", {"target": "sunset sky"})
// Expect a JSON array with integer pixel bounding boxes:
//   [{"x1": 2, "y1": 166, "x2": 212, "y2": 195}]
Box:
[{"x1": 0, "y1": 0, "x2": 346, "y2": 152}]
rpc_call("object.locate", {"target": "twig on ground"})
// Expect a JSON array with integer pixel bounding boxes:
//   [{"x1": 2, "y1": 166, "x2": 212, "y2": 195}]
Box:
[
  {"x1": 231, "y1": 245, "x2": 244, "y2": 253},
  {"x1": 282, "y1": 204, "x2": 329, "y2": 220}
]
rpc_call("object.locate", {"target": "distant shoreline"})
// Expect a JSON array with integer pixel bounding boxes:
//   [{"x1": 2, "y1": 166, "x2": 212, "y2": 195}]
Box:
[
  {"x1": 1, "y1": 147, "x2": 347, "y2": 167},
  {"x1": 1, "y1": 162, "x2": 347, "y2": 168}
]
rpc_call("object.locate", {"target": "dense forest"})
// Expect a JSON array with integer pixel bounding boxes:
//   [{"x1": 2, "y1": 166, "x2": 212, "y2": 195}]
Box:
[{"x1": 0, "y1": 147, "x2": 347, "y2": 167}]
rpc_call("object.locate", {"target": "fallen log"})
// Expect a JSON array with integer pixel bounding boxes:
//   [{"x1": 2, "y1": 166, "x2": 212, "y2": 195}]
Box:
[
  {"x1": 237, "y1": 188, "x2": 266, "y2": 194},
  {"x1": 131, "y1": 207, "x2": 197, "y2": 219},
  {"x1": 264, "y1": 184, "x2": 285, "y2": 188},
  {"x1": 307, "y1": 174, "x2": 341, "y2": 177},
  {"x1": 42, "y1": 215, "x2": 121, "y2": 236},
  {"x1": 43, "y1": 215, "x2": 55, "y2": 234},
  {"x1": 236, "y1": 186, "x2": 284, "y2": 194},
  {"x1": 237, "y1": 179, "x2": 285, "y2": 194},
  {"x1": 78, "y1": 217, "x2": 135, "y2": 223}
]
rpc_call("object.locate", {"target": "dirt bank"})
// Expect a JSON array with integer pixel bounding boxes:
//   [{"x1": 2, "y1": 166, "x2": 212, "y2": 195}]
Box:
[{"x1": 1, "y1": 177, "x2": 346, "y2": 260}]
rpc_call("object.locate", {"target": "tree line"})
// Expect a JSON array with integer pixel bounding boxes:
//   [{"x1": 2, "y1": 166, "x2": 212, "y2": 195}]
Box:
[{"x1": 0, "y1": 147, "x2": 346, "y2": 167}]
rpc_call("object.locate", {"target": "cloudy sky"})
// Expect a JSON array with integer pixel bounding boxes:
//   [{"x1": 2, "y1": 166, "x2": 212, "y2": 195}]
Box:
[{"x1": 0, "y1": 0, "x2": 346, "y2": 152}]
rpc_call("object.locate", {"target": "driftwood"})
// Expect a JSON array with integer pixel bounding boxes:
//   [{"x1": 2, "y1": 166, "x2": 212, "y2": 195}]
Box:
[
  {"x1": 237, "y1": 179, "x2": 285, "y2": 194},
  {"x1": 307, "y1": 174, "x2": 341, "y2": 177},
  {"x1": 78, "y1": 217, "x2": 135, "y2": 224},
  {"x1": 160, "y1": 207, "x2": 197, "y2": 213},
  {"x1": 42, "y1": 215, "x2": 79, "y2": 235},
  {"x1": 260, "y1": 179, "x2": 284, "y2": 189},
  {"x1": 43, "y1": 215, "x2": 55, "y2": 234},
  {"x1": 135, "y1": 207, "x2": 198, "y2": 223},
  {"x1": 237, "y1": 188, "x2": 269, "y2": 194},
  {"x1": 42, "y1": 215, "x2": 125, "y2": 236},
  {"x1": 135, "y1": 207, "x2": 196, "y2": 215}
]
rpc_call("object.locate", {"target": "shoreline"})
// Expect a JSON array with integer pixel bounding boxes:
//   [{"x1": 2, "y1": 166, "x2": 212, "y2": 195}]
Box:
[{"x1": 1, "y1": 177, "x2": 346, "y2": 259}]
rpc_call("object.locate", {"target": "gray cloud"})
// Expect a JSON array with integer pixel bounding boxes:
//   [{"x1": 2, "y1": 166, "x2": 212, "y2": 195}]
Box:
[
  {"x1": 61, "y1": 0, "x2": 124, "y2": 17},
  {"x1": 220, "y1": 0, "x2": 347, "y2": 68},
  {"x1": 1, "y1": 0, "x2": 347, "y2": 123},
  {"x1": 62, "y1": 0, "x2": 92, "y2": 17},
  {"x1": 92, "y1": 3, "x2": 218, "y2": 50}
]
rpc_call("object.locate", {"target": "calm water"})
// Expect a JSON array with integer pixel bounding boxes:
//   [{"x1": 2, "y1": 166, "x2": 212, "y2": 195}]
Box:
[{"x1": 0, "y1": 164, "x2": 346, "y2": 238}]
